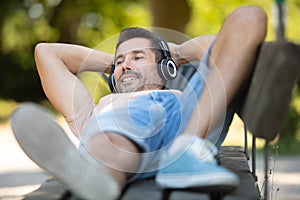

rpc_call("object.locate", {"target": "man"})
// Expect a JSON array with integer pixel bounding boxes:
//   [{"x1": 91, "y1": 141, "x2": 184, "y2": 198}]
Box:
[{"x1": 11, "y1": 6, "x2": 267, "y2": 200}]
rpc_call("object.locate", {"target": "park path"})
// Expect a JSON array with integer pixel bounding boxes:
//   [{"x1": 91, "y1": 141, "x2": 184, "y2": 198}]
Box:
[
  {"x1": 255, "y1": 153, "x2": 300, "y2": 200},
  {"x1": 0, "y1": 120, "x2": 299, "y2": 200}
]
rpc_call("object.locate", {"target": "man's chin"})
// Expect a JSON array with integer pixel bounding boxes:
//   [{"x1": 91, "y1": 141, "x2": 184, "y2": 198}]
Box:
[{"x1": 117, "y1": 84, "x2": 141, "y2": 93}]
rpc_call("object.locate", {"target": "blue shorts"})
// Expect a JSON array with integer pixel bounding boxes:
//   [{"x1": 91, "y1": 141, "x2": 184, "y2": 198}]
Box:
[{"x1": 81, "y1": 42, "x2": 237, "y2": 181}]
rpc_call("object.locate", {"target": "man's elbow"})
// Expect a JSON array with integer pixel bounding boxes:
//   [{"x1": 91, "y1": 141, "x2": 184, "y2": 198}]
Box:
[
  {"x1": 34, "y1": 43, "x2": 60, "y2": 73},
  {"x1": 34, "y1": 43, "x2": 59, "y2": 68},
  {"x1": 34, "y1": 43, "x2": 50, "y2": 60}
]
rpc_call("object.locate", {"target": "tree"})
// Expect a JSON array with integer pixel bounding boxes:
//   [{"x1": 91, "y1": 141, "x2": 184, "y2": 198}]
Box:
[{"x1": 149, "y1": 0, "x2": 190, "y2": 33}]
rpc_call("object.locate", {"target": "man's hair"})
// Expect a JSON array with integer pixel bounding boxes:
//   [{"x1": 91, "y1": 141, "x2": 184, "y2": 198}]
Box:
[{"x1": 116, "y1": 27, "x2": 163, "y2": 62}]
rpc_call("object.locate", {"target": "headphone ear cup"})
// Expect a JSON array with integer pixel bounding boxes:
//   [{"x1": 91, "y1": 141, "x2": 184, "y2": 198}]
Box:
[
  {"x1": 108, "y1": 74, "x2": 116, "y2": 93},
  {"x1": 157, "y1": 58, "x2": 177, "y2": 81}
]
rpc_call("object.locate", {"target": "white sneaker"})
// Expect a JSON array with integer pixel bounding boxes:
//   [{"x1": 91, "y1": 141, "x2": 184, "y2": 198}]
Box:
[{"x1": 10, "y1": 103, "x2": 120, "y2": 200}]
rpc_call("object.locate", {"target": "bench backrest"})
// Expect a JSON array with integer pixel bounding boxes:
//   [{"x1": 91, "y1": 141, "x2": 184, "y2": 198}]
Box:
[{"x1": 240, "y1": 42, "x2": 300, "y2": 142}]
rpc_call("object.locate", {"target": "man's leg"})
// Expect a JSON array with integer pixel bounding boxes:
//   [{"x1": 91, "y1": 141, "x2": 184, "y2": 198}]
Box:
[
  {"x1": 11, "y1": 103, "x2": 122, "y2": 200},
  {"x1": 184, "y1": 6, "x2": 267, "y2": 139},
  {"x1": 156, "y1": 6, "x2": 267, "y2": 189},
  {"x1": 85, "y1": 133, "x2": 141, "y2": 188}
]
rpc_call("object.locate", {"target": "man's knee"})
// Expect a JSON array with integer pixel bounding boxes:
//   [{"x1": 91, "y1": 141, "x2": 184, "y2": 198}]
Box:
[{"x1": 229, "y1": 6, "x2": 267, "y2": 42}]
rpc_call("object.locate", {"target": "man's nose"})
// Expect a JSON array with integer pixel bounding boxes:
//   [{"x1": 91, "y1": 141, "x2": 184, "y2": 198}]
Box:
[{"x1": 121, "y1": 59, "x2": 132, "y2": 71}]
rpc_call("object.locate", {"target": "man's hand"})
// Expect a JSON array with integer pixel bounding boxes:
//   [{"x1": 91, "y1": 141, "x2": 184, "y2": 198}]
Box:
[
  {"x1": 168, "y1": 35, "x2": 217, "y2": 68},
  {"x1": 168, "y1": 42, "x2": 188, "y2": 67}
]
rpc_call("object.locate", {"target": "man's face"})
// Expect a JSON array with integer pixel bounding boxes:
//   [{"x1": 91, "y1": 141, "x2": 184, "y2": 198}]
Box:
[{"x1": 113, "y1": 38, "x2": 163, "y2": 93}]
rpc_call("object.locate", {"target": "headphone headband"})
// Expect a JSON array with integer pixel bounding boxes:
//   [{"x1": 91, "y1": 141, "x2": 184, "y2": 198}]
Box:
[{"x1": 153, "y1": 34, "x2": 171, "y2": 59}]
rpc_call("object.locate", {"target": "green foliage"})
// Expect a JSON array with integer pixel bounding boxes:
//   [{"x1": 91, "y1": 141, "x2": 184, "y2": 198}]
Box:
[
  {"x1": 185, "y1": 0, "x2": 300, "y2": 43},
  {"x1": 0, "y1": 0, "x2": 150, "y2": 101},
  {"x1": 285, "y1": 0, "x2": 300, "y2": 43},
  {"x1": 77, "y1": 72, "x2": 111, "y2": 104},
  {"x1": 276, "y1": 82, "x2": 300, "y2": 154},
  {"x1": 186, "y1": 0, "x2": 273, "y2": 37},
  {"x1": 0, "y1": 99, "x2": 18, "y2": 123}
]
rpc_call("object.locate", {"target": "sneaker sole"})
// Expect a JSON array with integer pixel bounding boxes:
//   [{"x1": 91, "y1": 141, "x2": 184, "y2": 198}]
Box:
[
  {"x1": 10, "y1": 103, "x2": 120, "y2": 200},
  {"x1": 156, "y1": 170, "x2": 239, "y2": 190}
]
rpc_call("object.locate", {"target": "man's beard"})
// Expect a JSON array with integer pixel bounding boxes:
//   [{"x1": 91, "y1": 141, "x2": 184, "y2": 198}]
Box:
[
  {"x1": 116, "y1": 70, "x2": 164, "y2": 93},
  {"x1": 116, "y1": 71, "x2": 142, "y2": 93}
]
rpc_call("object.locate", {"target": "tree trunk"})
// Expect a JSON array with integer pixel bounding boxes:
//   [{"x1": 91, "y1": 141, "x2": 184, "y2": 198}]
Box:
[{"x1": 149, "y1": 0, "x2": 190, "y2": 33}]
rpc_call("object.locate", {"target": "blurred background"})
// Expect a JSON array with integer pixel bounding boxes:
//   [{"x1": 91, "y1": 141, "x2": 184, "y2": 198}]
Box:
[
  {"x1": 1, "y1": 0, "x2": 299, "y2": 153},
  {"x1": 0, "y1": 0, "x2": 299, "y2": 199}
]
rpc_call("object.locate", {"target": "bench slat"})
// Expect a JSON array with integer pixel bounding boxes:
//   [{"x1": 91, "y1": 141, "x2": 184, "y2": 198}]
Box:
[
  {"x1": 24, "y1": 178, "x2": 71, "y2": 200},
  {"x1": 240, "y1": 42, "x2": 300, "y2": 141},
  {"x1": 218, "y1": 147, "x2": 259, "y2": 200},
  {"x1": 120, "y1": 179, "x2": 166, "y2": 200},
  {"x1": 169, "y1": 190, "x2": 210, "y2": 200}
]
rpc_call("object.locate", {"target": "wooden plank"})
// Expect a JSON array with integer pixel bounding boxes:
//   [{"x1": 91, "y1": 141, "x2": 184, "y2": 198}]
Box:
[
  {"x1": 169, "y1": 190, "x2": 210, "y2": 200},
  {"x1": 24, "y1": 178, "x2": 71, "y2": 200},
  {"x1": 219, "y1": 146, "x2": 244, "y2": 153},
  {"x1": 217, "y1": 146, "x2": 250, "y2": 172},
  {"x1": 223, "y1": 172, "x2": 260, "y2": 200},
  {"x1": 240, "y1": 42, "x2": 300, "y2": 141},
  {"x1": 120, "y1": 179, "x2": 166, "y2": 200},
  {"x1": 218, "y1": 146, "x2": 260, "y2": 200}
]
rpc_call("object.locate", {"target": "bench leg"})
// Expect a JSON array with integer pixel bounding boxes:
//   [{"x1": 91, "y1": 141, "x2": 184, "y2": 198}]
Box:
[{"x1": 263, "y1": 141, "x2": 269, "y2": 200}]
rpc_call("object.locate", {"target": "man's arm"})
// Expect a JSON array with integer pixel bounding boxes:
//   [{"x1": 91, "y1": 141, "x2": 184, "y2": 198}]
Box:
[
  {"x1": 169, "y1": 34, "x2": 217, "y2": 67},
  {"x1": 34, "y1": 43, "x2": 113, "y2": 118}
]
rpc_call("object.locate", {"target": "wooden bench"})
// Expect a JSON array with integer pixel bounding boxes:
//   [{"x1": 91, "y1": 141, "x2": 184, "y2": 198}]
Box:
[{"x1": 22, "y1": 42, "x2": 300, "y2": 200}]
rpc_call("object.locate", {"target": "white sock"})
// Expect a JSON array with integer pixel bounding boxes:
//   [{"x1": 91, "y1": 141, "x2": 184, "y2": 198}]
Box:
[
  {"x1": 167, "y1": 134, "x2": 198, "y2": 155},
  {"x1": 168, "y1": 134, "x2": 217, "y2": 164}
]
